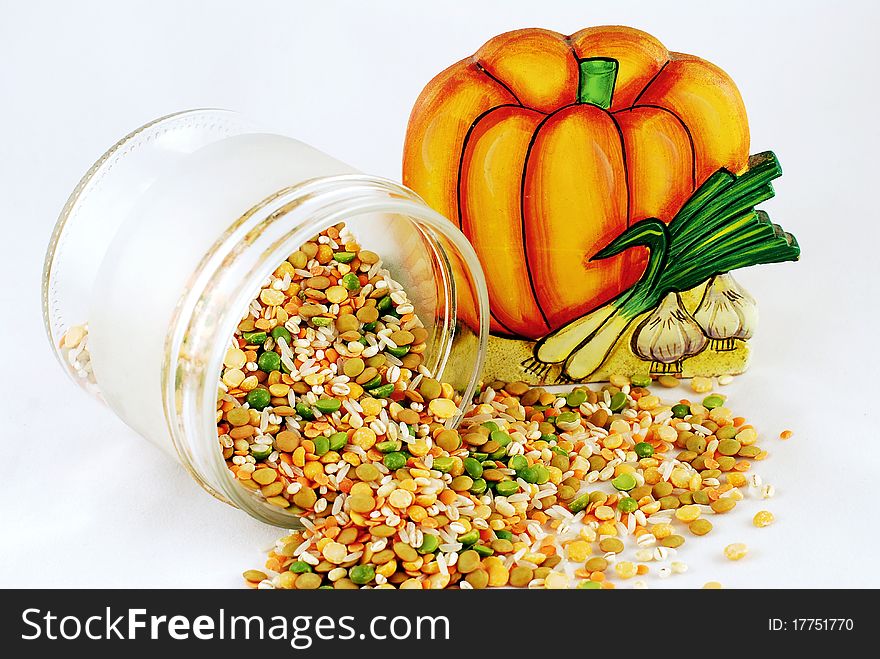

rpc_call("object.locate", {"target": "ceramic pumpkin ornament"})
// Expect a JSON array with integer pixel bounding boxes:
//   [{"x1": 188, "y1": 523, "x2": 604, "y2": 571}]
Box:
[
  {"x1": 404, "y1": 26, "x2": 749, "y2": 338},
  {"x1": 404, "y1": 26, "x2": 800, "y2": 382}
]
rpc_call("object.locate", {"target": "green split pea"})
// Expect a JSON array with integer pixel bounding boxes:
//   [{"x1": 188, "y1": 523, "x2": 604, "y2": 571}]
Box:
[{"x1": 611, "y1": 473, "x2": 637, "y2": 491}]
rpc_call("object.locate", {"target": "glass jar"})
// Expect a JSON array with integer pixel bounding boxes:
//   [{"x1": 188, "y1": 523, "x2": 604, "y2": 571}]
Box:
[{"x1": 42, "y1": 109, "x2": 489, "y2": 527}]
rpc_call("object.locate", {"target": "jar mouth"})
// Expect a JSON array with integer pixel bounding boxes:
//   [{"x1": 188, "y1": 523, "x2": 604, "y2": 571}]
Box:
[{"x1": 164, "y1": 174, "x2": 489, "y2": 526}]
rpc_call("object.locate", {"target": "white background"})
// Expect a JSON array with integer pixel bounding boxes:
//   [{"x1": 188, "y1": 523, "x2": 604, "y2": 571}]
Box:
[{"x1": 1, "y1": 0, "x2": 877, "y2": 588}]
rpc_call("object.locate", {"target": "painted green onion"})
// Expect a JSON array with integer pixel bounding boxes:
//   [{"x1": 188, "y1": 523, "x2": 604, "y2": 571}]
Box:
[{"x1": 531, "y1": 151, "x2": 800, "y2": 380}]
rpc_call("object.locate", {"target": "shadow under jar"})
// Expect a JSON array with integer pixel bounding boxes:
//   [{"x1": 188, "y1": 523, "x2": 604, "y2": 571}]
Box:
[{"x1": 43, "y1": 109, "x2": 489, "y2": 527}]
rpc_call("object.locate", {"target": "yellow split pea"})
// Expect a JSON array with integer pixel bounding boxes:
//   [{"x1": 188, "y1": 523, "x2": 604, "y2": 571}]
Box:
[
  {"x1": 724, "y1": 543, "x2": 749, "y2": 561},
  {"x1": 753, "y1": 510, "x2": 775, "y2": 528},
  {"x1": 224, "y1": 348, "x2": 247, "y2": 369},
  {"x1": 428, "y1": 398, "x2": 458, "y2": 419},
  {"x1": 675, "y1": 504, "x2": 701, "y2": 522},
  {"x1": 565, "y1": 541, "x2": 591, "y2": 563}
]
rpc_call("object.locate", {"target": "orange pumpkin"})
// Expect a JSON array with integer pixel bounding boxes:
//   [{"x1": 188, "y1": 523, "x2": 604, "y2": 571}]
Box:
[{"x1": 403, "y1": 26, "x2": 749, "y2": 339}]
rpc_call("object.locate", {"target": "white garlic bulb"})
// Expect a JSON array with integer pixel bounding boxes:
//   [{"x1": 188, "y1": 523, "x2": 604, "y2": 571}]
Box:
[
  {"x1": 693, "y1": 273, "x2": 758, "y2": 350},
  {"x1": 632, "y1": 292, "x2": 708, "y2": 366}
]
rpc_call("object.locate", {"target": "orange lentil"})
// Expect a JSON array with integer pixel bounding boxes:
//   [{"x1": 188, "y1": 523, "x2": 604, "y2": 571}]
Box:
[
  {"x1": 531, "y1": 511, "x2": 549, "y2": 524},
  {"x1": 780, "y1": 430, "x2": 793, "y2": 440}
]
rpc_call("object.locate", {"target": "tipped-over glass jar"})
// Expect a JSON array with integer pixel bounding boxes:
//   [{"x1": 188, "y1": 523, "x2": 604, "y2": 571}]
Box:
[{"x1": 43, "y1": 109, "x2": 489, "y2": 527}]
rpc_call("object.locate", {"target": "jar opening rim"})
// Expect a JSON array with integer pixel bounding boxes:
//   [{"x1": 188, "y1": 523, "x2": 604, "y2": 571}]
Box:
[{"x1": 163, "y1": 174, "x2": 489, "y2": 526}]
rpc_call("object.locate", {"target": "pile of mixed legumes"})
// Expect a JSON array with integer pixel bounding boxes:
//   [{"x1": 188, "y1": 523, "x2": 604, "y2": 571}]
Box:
[{"x1": 218, "y1": 224, "x2": 781, "y2": 590}]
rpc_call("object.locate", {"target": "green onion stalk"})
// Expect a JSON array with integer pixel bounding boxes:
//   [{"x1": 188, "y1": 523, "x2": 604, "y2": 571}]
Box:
[{"x1": 527, "y1": 151, "x2": 800, "y2": 380}]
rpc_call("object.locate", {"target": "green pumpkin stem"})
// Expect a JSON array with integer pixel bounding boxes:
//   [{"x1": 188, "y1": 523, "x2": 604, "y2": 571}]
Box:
[{"x1": 577, "y1": 58, "x2": 619, "y2": 109}]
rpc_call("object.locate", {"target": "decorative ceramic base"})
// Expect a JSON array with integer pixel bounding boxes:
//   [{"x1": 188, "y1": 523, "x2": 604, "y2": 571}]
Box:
[{"x1": 482, "y1": 285, "x2": 750, "y2": 385}]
